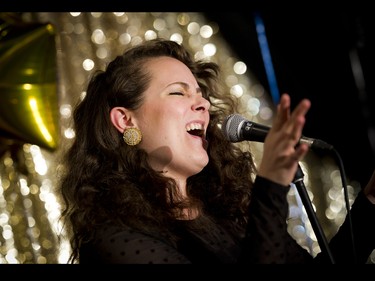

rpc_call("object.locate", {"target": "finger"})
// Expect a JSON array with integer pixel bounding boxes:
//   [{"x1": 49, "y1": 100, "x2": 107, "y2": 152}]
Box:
[
  {"x1": 289, "y1": 114, "x2": 307, "y2": 144},
  {"x1": 294, "y1": 143, "x2": 309, "y2": 160},
  {"x1": 284, "y1": 98, "x2": 311, "y2": 142},
  {"x1": 290, "y1": 98, "x2": 311, "y2": 120},
  {"x1": 283, "y1": 144, "x2": 309, "y2": 171},
  {"x1": 273, "y1": 93, "x2": 291, "y2": 129}
]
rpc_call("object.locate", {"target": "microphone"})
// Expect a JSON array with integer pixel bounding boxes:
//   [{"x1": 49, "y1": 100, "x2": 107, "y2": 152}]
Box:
[{"x1": 222, "y1": 114, "x2": 333, "y2": 150}]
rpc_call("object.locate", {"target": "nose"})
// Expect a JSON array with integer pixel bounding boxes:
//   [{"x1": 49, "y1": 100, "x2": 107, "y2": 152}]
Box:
[{"x1": 193, "y1": 95, "x2": 210, "y2": 112}]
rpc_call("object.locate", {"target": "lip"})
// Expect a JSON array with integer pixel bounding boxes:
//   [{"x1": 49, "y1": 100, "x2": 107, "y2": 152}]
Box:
[{"x1": 187, "y1": 132, "x2": 208, "y2": 151}]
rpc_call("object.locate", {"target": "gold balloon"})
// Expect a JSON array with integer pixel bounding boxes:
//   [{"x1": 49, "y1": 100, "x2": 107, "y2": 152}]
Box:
[{"x1": 0, "y1": 17, "x2": 59, "y2": 151}]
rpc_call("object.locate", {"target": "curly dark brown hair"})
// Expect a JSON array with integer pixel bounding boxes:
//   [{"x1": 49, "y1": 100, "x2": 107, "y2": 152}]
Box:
[{"x1": 59, "y1": 38, "x2": 256, "y2": 263}]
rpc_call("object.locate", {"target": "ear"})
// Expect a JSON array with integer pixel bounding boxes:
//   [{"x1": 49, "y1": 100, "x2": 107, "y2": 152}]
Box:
[{"x1": 110, "y1": 107, "x2": 134, "y2": 133}]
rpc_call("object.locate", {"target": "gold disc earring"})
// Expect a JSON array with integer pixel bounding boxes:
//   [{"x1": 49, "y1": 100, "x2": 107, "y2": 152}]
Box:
[{"x1": 123, "y1": 127, "x2": 142, "y2": 146}]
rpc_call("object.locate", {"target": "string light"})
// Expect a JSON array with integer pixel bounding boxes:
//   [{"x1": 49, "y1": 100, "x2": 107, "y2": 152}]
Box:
[{"x1": 0, "y1": 12, "x2": 368, "y2": 264}]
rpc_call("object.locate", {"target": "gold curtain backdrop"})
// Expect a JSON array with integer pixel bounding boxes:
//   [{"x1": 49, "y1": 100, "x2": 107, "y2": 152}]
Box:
[{"x1": 0, "y1": 12, "x2": 372, "y2": 264}]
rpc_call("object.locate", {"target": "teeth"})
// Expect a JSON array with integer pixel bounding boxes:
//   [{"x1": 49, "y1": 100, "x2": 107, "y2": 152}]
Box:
[{"x1": 186, "y1": 123, "x2": 203, "y2": 131}]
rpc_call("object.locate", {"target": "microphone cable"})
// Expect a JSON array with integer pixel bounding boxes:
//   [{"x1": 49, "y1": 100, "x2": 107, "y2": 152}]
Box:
[{"x1": 330, "y1": 147, "x2": 357, "y2": 263}]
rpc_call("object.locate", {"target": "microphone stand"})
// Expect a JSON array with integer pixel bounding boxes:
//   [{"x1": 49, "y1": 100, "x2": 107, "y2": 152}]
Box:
[{"x1": 293, "y1": 164, "x2": 335, "y2": 264}]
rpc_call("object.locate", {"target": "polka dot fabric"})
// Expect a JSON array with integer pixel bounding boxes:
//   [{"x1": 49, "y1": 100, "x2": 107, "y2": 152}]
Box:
[
  {"x1": 79, "y1": 176, "x2": 375, "y2": 264},
  {"x1": 80, "y1": 226, "x2": 191, "y2": 264}
]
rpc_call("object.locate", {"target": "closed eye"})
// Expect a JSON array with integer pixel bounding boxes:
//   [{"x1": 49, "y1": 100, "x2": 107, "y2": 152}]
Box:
[{"x1": 170, "y1": 92, "x2": 184, "y2": 96}]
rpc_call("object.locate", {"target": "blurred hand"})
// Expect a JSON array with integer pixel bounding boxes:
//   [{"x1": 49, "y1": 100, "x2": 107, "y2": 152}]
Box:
[{"x1": 258, "y1": 93, "x2": 311, "y2": 186}]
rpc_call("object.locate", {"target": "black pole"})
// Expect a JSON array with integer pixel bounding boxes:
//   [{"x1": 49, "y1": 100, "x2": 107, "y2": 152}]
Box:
[{"x1": 293, "y1": 164, "x2": 335, "y2": 264}]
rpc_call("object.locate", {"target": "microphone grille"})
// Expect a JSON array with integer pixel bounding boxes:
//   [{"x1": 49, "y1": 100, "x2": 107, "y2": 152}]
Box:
[{"x1": 222, "y1": 114, "x2": 246, "y2": 142}]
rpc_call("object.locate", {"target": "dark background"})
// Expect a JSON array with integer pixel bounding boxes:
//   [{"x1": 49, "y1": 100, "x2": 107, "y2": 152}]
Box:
[{"x1": 204, "y1": 5, "x2": 375, "y2": 188}]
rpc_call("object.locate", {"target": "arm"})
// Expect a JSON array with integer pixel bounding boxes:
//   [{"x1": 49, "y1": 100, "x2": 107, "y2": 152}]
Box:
[
  {"x1": 238, "y1": 93, "x2": 313, "y2": 263},
  {"x1": 240, "y1": 175, "x2": 313, "y2": 264},
  {"x1": 243, "y1": 93, "x2": 375, "y2": 264}
]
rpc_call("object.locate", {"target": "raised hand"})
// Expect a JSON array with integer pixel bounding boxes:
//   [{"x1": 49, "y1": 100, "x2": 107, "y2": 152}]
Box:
[{"x1": 257, "y1": 93, "x2": 311, "y2": 186}]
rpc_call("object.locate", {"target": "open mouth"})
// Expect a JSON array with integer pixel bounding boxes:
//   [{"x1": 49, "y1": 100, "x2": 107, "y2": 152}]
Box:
[
  {"x1": 186, "y1": 123, "x2": 205, "y2": 138},
  {"x1": 187, "y1": 128, "x2": 204, "y2": 137},
  {"x1": 186, "y1": 124, "x2": 207, "y2": 149}
]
